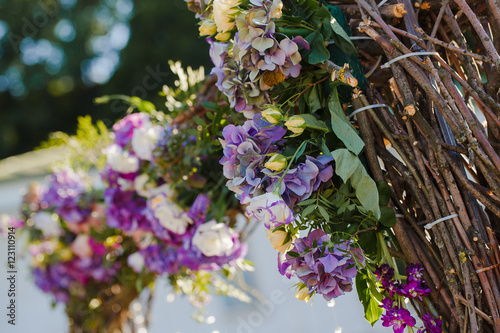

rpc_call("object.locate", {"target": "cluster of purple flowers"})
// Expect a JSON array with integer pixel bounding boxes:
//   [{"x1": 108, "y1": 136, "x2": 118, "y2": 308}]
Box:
[
  {"x1": 31, "y1": 236, "x2": 121, "y2": 304},
  {"x1": 376, "y1": 263, "x2": 441, "y2": 333},
  {"x1": 136, "y1": 194, "x2": 247, "y2": 274},
  {"x1": 42, "y1": 168, "x2": 91, "y2": 225},
  {"x1": 279, "y1": 229, "x2": 364, "y2": 301},
  {"x1": 220, "y1": 114, "x2": 333, "y2": 207}
]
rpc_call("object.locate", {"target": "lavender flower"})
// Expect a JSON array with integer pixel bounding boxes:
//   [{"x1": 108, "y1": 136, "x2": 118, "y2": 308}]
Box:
[
  {"x1": 112, "y1": 112, "x2": 149, "y2": 148},
  {"x1": 284, "y1": 229, "x2": 364, "y2": 301},
  {"x1": 104, "y1": 187, "x2": 151, "y2": 231}
]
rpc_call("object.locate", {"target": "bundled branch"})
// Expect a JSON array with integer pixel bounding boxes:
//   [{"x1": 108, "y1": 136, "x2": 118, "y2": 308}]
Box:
[{"x1": 341, "y1": 0, "x2": 500, "y2": 331}]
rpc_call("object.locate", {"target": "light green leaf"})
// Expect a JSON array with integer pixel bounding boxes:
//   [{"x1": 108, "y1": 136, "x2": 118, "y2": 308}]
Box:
[
  {"x1": 328, "y1": 86, "x2": 365, "y2": 155},
  {"x1": 331, "y1": 149, "x2": 380, "y2": 219},
  {"x1": 301, "y1": 114, "x2": 329, "y2": 132},
  {"x1": 356, "y1": 270, "x2": 382, "y2": 326}
]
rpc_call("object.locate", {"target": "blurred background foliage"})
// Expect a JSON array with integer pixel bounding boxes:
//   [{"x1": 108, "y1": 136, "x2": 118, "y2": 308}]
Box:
[{"x1": 0, "y1": 0, "x2": 211, "y2": 159}]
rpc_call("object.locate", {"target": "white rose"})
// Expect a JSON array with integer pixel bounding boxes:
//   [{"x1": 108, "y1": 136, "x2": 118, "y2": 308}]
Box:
[
  {"x1": 128, "y1": 252, "x2": 145, "y2": 273},
  {"x1": 213, "y1": 0, "x2": 240, "y2": 33},
  {"x1": 70, "y1": 234, "x2": 92, "y2": 258},
  {"x1": 131, "y1": 124, "x2": 162, "y2": 160},
  {"x1": 33, "y1": 212, "x2": 62, "y2": 238},
  {"x1": 104, "y1": 144, "x2": 139, "y2": 174},
  {"x1": 150, "y1": 195, "x2": 192, "y2": 234},
  {"x1": 192, "y1": 220, "x2": 234, "y2": 257}
]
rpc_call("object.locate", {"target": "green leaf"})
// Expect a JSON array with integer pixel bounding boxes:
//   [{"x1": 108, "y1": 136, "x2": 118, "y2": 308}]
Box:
[
  {"x1": 331, "y1": 149, "x2": 380, "y2": 219},
  {"x1": 376, "y1": 181, "x2": 392, "y2": 206},
  {"x1": 328, "y1": 86, "x2": 365, "y2": 155},
  {"x1": 304, "y1": 31, "x2": 330, "y2": 64},
  {"x1": 202, "y1": 101, "x2": 219, "y2": 111},
  {"x1": 379, "y1": 206, "x2": 397, "y2": 228},
  {"x1": 301, "y1": 205, "x2": 316, "y2": 218},
  {"x1": 287, "y1": 251, "x2": 300, "y2": 258},
  {"x1": 330, "y1": 17, "x2": 358, "y2": 56},
  {"x1": 318, "y1": 205, "x2": 330, "y2": 222},
  {"x1": 307, "y1": 85, "x2": 322, "y2": 112},
  {"x1": 297, "y1": 198, "x2": 317, "y2": 206},
  {"x1": 356, "y1": 270, "x2": 382, "y2": 326},
  {"x1": 301, "y1": 114, "x2": 329, "y2": 132}
]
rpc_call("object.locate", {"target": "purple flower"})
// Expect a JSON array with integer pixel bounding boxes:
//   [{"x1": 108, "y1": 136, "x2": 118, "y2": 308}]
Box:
[
  {"x1": 284, "y1": 229, "x2": 364, "y2": 301},
  {"x1": 112, "y1": 112, "x2": 149, "y2": 148},
  {"x1": 400, "y1": 280, "x2": 431, "y2": 300},
  {"x1": 266, "y1": 155, "x2": 333, "y2": 206},
  {"x1": 419, "y1": 313, "x2": 442, "y2": 333},
  {"x1": 406, "y1": 263, "x2": 425, "y2": 282},
  {"x1": 381, "y1": 305, "x2": 416, "y2": 333},
  {"x1": 375, "y1": 264, "x2": 394, "y2": 281},
  {"x1": 219, "y1": 115, "x2": 286, "y2": 196},
  {"x1": 140, "y1": 244, "x2": 180, "y2": 275},
  {"x1": 42, "y1": 168, "x2": 91, "y2": 224},
  {"x1": 104, "y1": 187, "x2": 151, "y2": 232}
]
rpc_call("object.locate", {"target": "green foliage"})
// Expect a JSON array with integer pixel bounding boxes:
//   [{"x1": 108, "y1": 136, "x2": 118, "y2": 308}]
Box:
[
  {"x1": 328, "y1": 85, "x2": 365, "y2": 155},
  {"x1": 39, "y1": 115, "x2": 112, "y2": 171},
  {"x1": 331, "y1": 149, "x2": 380, "y2": 219},
  {"x1": 356, "y1": 269, "x2": 383, "y2": 325}
]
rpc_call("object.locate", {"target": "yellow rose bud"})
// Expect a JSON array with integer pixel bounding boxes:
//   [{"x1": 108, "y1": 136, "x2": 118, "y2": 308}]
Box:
[
  {"x1": 295, "y1": 285, "x2": 312, "y2": 303},
  {"x1": 215, "y1": 31, "x2": 231, "y2": 42},
  {"x1": 285, "y1": 115, "x2": 306, "y2": 135},
  {"x1": 265, "y1": 227, "x2": 294, "y2": 253},
  {"x1": 265, "y1": 154, "x2": 287, "y2": 172},
  {"x1": 262, "y1": 106, "x2": 283, "y2": 124},
  {"x1": 199, "y1": 20, "x2": 217, "y2": 36}
]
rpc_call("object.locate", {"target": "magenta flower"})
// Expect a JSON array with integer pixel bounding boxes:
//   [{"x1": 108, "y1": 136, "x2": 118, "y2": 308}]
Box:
[
  {"x1": 419, "y1": 313, "x2": 442, "y2": 333},
  {"x1": 381, "y1": 306, "x2": 416, "y2": 333},
  {"x1": 112, "y1": 112, "x2": 149, "y2": 147}
]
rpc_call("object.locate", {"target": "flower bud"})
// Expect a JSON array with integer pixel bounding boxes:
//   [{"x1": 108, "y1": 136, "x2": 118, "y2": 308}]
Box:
[
  {"x1": 285, "y1": 115, "x2": 306, "y2": 135},
  {"x1": 199, "y1": 19, "x2": 217, "y2": 36},
  {"x1": 262, "y1": 106, "x2": 283, "y2": 124},
  {"x1": 265, "y1": 227, "x2": 294, "y2": 253},
  {"x1": 264, "y1": 154, "x2": 287, "y2": 172},
  {"x1": 215, "y1": 31, "x2": 231, "y2": 42},
  {"x1": 295, "y1": 284, "x2": 312, "y2": 303}
]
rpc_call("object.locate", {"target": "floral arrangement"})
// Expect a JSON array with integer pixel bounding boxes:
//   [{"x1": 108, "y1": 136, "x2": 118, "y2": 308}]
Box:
[
  {"x1": 9, "y1": 64, "x2": 254, "y2": 331},
  {"x1": 184, "y1": 0, "x2": 448, "y2": 332}
]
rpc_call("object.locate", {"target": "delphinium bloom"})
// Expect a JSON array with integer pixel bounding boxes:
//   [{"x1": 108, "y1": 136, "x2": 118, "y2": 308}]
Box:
[
  {"x1": 282, "y1": 229, "x2": 364, "y2": 301},
  {"x1": 380, "y1": 299, "x2": 417, "y2": 333},
  {"x1": 419, "y1": 313, "x2": 443, "y2": 333}
]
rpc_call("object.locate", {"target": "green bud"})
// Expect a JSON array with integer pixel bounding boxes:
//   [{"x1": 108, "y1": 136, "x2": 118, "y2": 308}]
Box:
[
  {"x1": 265, "y1": 154, "x2": 287, "y2": 172},
  {"x1": 285, "y1": 115, "x2": 306, "y2": 135},
  {"x1": 262, "y1": 106, "x2": 283, "y2": 124}
]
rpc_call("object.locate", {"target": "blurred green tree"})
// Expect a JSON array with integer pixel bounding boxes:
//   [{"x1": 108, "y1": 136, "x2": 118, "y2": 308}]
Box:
[{"x1": 0, "y1": 0, "x2": 211, "y2": 159}]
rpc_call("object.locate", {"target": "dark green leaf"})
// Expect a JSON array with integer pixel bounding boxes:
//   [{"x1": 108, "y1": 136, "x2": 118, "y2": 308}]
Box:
[
  {"x1": 202, "y1": 101, "x2": 219, "y2": 111},
  {"x1": 379, "y1": 206, "x2": 397, "y2": 228},
  {"x1": 304, "y1": 31, "x2": 330, "y2": 64},
  {"x1": 331, "y1": 149, "x2": 380, "y2": 218},
  {"x1": 301, "y1": 114, "x2": 329, "y2": 132},
  {"x1": 376, "y1": 181, "x2": 392, "y2": 206},
  {"x1": 287, "y1": 251, "x2": 300, "y2": 258},
  {"x1": 302, "y1": 205, "x2": 316, "y2": 218},
  {"x1": 330, "y1": 17, "x2": 358, "y2": 56},
  {"x1": 318, "y1": 205, "x2": 330, "y2": 222}
]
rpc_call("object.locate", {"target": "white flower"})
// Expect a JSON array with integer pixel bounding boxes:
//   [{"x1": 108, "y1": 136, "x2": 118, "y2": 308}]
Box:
[
  {"x1": 33, "y1": 212, "x2": 62, "y2": 238},
  {"x1": 134, "y1": 174, "x2": 173, "y2": 198},
  {"x1": 242, "y1": 192, "x2": 295, "y2": 229},
  {"x1": 70, "y1": 234, "x2": 92, "y2": 258},
  {"x1": 128, "y1": 252, "x2": 145, "y2": 273},
  {"x1": 104, "y1": 144, "x2": 139, "y2": 173},
  {"x1": 213, "y1": 0, "x2": 241, "y2": 33},
  {"x1": 131, "y1": 122, "x2": 162, "y2": 160},
  {"x1": 150, "y1": 195, "x2": 192, "y2": 234},
  {"x1": 192, "y1": 219, "x2": 234, "y2": 257}
]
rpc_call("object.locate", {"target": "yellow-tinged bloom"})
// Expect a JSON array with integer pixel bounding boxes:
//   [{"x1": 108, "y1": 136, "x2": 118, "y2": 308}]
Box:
[
  {"x1": 295, "y1": 285, "x2": 312, "y2": 303},
  {"x1": 59, "y1": 248, "x2": 73, "y2": 261},
  {"x1": 262, "y1": 106, "x2": 283, "y2": 124},
  {"x1": 285, "y1": 115, "x2": 306, "y2": 135},
  {"x1": 199, "y1": 19, "x2": 217, "y2": 36},
  {"x1": 264, "y1": 154, "x2": 287, "y2": 172},
  {"x1": 265, "y1": 227, "x2": 294, "y2": 253},
  {"x1": 213, "y1": 0, "x2": 241, "y2": 33},
  {"x1": 215, "y1": 31, "x2": 232, "y2": 41}
]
